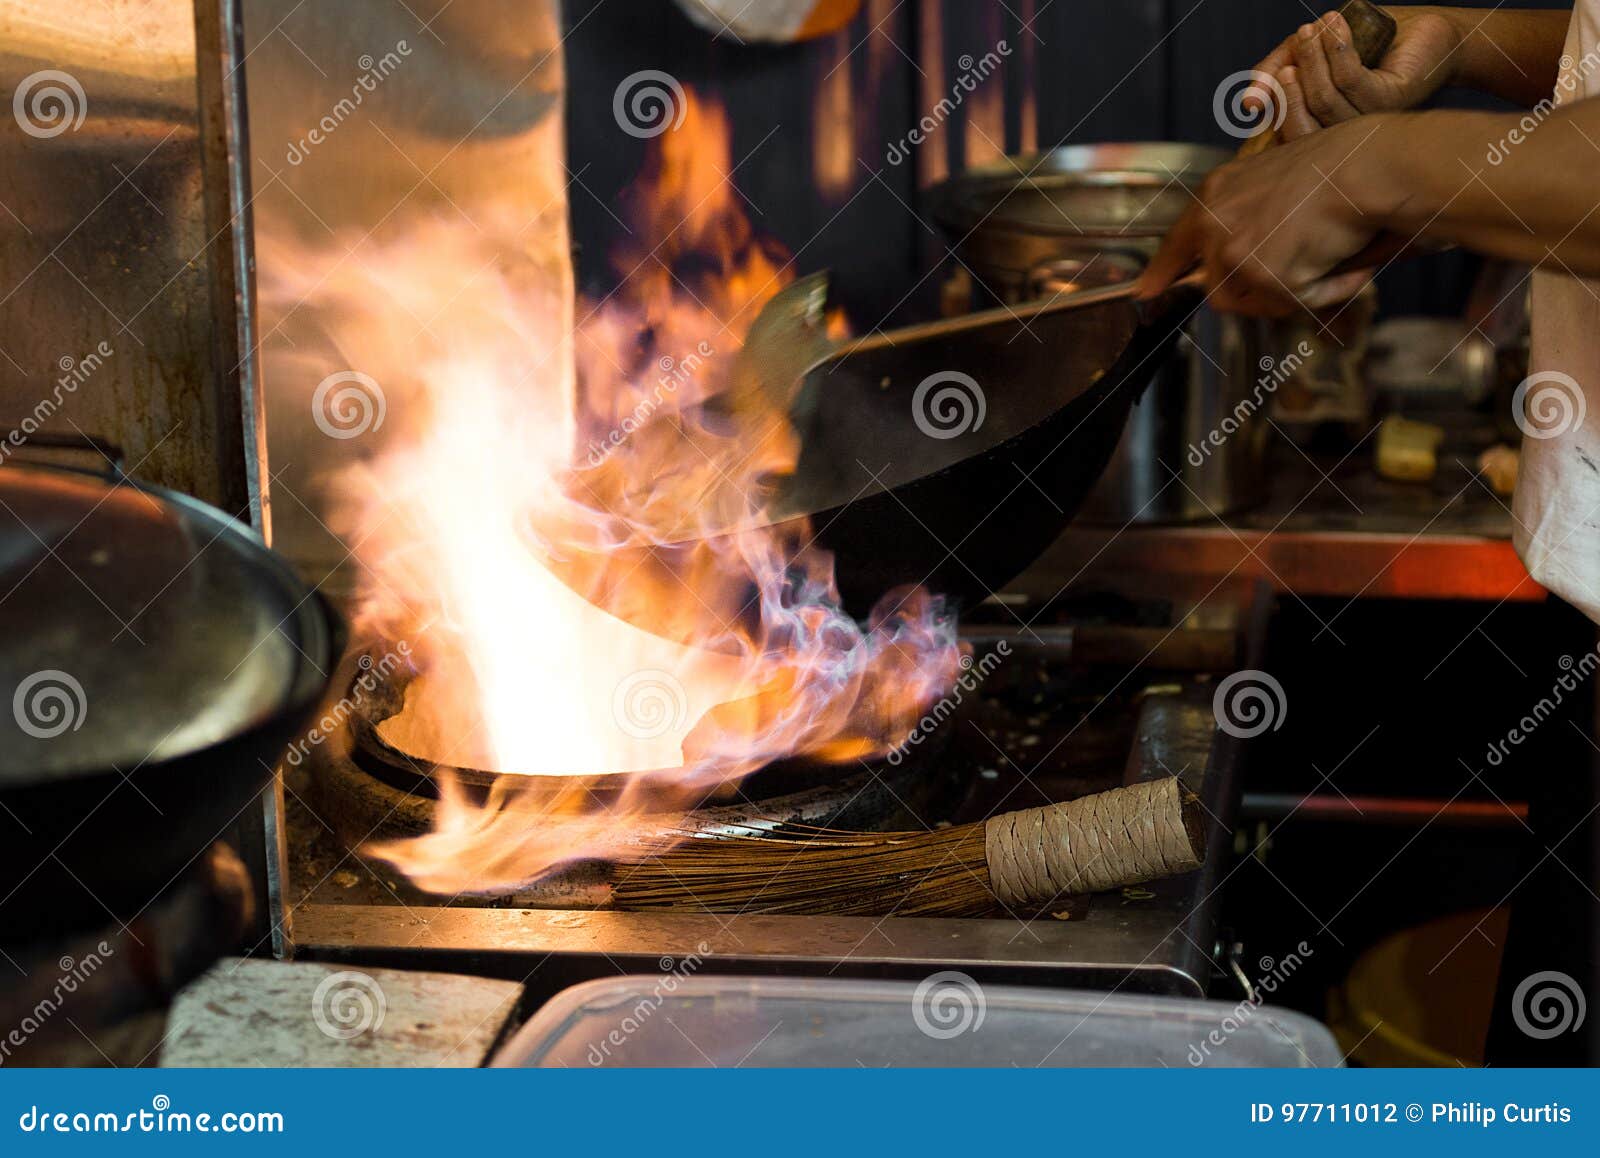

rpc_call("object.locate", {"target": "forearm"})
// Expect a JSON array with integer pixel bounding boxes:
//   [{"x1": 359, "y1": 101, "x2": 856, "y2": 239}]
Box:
[
  {"x1": 1424, "y1": 6, "x2": 1569, "y2": 106},
  {"x1": 1350, "y1": 104, "x2": 1600, "y2": 273}
]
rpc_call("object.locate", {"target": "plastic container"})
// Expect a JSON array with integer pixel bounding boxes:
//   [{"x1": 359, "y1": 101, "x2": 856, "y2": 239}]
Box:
[{"x1": 493, "y1": 975, "x2": 1343, "y2": 1068}]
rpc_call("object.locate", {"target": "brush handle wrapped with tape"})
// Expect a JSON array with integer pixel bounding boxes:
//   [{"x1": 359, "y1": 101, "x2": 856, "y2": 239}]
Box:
[
  {"x1": 983, "y1": 777, "x2": 1204, "y2": 907},
  {"x1": 615, "y1": 777, "x2": 1206, "y2": 917}
]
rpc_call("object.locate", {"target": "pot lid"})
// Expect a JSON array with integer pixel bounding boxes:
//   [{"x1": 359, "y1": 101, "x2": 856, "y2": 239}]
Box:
[{"x1": 0, "y1": 463, "x2": 336, "y2": 780}]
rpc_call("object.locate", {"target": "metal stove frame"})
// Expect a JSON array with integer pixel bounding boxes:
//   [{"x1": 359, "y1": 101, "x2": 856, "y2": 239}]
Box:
[{"x1": 280, "y1": 591, "x2": 1266, "y2": 999}]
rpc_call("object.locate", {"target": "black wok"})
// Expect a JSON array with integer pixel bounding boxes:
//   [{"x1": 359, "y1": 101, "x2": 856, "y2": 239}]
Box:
[
  {"x1": 577, "y1": 0, "x2": 1397, "y2": 627},
  {"x1": 778, "y1": 280, "x2": 1201, "y2": 615}
]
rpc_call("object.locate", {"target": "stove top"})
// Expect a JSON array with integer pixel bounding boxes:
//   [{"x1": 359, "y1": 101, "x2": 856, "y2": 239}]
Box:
[{"x1": 281, "y1": 589, "x2": 1266, "y2": 1001}]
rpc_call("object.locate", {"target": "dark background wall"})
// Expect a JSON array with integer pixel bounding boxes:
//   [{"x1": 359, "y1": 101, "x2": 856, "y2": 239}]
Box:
[{"x1": 563, "y1": 0, "x2": 1559, "y2": 329}]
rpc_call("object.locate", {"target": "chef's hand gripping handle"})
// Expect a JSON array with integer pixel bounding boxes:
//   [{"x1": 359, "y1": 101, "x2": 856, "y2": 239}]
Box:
[
  {"x1": 1136, "y1": 0, "x2": 1401, "y2": 307},
  {"x1": 1233, "y1": 0, "x2": 1398, "y2": 160}
]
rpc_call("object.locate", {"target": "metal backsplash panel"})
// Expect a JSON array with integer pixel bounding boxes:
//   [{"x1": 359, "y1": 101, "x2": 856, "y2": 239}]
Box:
[
  {"x1": 0, "y1": 0, "x2": 250, "y2": 507},
  {"x1": 239, "y1": 0, "x2": 569, "y2": 590}
]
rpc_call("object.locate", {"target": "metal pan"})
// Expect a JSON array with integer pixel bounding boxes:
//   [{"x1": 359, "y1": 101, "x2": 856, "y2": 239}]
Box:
[
  {"x1": 775, "y1": 280, "x2": 1199, "y2": 614},
  {"x1": 560, "y1": 276, "x2": 1196, "y2": 630},
  {"x1": 345, "y1": 661, "x2": 958, "y2": 813},
  {"x1": 758, "y1": 2, "x2": 1396, "y2": 615},
  {"x1": 573, "y1": 1, "x2": 1397, "y2": 626},
  {"x1": 558, "y1": 275, "x2": 1198, "y2": 634},
  {"x1": 0, "y1": 444, "x2": 344, "y2": 940}
]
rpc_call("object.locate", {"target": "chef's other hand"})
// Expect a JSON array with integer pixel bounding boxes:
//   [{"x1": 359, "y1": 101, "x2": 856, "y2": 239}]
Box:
[
  {"x1": 1134, "y1": 122, "x2": 1382, "y2": 317},
  {"x1": 1242, "y1": 6, "x2": 1462, "y2": 139}
]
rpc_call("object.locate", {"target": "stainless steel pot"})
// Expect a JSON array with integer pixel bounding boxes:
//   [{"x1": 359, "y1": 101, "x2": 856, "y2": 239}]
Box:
[
  {"x1": 932, "y1": 143, "x2": 1271, "y2": 524},
  {"x1": 0, "y1": 439, "x2": 344, "y2": 937}
]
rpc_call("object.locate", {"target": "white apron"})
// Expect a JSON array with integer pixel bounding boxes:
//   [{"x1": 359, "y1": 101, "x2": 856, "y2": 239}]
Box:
[{"x1": 1515, "y1": 1, "x2": 1600, "y2": 621}]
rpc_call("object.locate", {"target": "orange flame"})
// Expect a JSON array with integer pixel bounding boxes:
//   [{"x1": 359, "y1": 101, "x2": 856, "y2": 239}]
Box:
[{"x1": 267, "y1": 90, "x2": 959, "y2": 894}]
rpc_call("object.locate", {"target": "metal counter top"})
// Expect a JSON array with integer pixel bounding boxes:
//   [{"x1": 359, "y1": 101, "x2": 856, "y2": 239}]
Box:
[{"x1": 1017, "y1": 422, "x2": 1540, "y2": 605}]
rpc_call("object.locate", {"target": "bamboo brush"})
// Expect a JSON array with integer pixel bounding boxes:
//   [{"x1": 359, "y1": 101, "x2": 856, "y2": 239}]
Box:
[{"x1": 614, "y1": 777, "x2": 1206, "y2": 917}]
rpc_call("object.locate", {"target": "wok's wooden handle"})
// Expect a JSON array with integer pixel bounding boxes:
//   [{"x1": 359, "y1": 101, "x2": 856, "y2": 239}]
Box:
[{"x1": 1234, "y1": 0, "x2": 1398, "y2": 159}]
